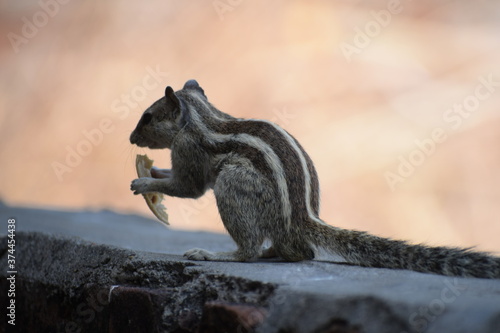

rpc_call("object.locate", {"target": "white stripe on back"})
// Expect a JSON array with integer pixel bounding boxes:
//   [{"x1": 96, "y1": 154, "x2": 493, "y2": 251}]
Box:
[
  {"x1": 185, "y1": 89, "x2": 325, "y2": 226},
  {"x1": 258, "y1": 120, "x2": 326, "y2": 225},
  {"x1": 187, "y1": 103, "x2": 293, "y2": 228}
]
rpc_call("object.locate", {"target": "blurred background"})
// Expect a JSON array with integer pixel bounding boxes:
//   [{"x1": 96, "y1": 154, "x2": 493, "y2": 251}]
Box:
[{"x1": 1, "y1": 0, "x2": 499, "y2": 252}]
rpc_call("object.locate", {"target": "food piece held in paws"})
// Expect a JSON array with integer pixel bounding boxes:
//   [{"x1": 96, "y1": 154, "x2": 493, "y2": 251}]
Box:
[{"x1": 135, "y1": 154, "x2": 169, "y2": 225}]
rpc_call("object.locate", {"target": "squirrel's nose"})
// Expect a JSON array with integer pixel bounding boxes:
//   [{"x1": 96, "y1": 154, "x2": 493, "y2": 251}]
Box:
[{"x1": 130, "y1": 132, "x2": 138, "y2": 145}]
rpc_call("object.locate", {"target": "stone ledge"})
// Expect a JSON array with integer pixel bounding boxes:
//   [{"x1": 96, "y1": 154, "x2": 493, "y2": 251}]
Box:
[
  {"x1": 0, "y1": 232, "x2": 275, "y2": 332},
  {"x1": 1, "y1": 204, "x2": 499, "y2": 332}
]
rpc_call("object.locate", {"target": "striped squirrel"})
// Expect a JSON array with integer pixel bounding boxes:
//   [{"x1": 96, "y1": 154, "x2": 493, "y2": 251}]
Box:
[{"x1": 130, "y1": 80, "x2": 500, "y2": 279}]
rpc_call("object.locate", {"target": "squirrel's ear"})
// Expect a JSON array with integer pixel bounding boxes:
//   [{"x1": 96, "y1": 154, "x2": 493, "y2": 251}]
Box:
[
  {"x1": 183, "y1": 79, "x2": 206, "y2": 99},
  {"x1": 165, "y1": 86, "x2": 180, "y2": 107},
  {"x1": 165, "y1": 85, "x2": 189, "y2": 125}
]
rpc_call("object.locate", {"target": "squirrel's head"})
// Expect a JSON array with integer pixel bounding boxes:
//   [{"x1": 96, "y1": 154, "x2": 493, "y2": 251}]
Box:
[{"x1": 130, "y1": 80, "x2": 205, "y2": 149}]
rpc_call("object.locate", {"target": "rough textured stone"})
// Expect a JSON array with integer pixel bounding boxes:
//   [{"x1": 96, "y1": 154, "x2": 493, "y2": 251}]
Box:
[
  {"x1": 199, "y1": 301, "x2": 267, "y2": 333},
  {"x1": 108, "y1": 286, "x2": 159, "y2": 333},
  {"x1": 1, "y1": 203, "x2": 500, "y2": 333}
]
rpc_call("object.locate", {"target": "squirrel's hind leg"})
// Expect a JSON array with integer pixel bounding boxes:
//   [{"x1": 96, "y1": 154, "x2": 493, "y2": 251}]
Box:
[{"x1": 185, "y1": 162, "x2": 271, "y2": 262}]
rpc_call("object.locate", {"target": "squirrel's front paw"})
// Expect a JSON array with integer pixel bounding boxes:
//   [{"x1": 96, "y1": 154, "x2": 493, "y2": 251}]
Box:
[
  {"x1": 130, "y1": 177, "x2": 156, "y2": 195},
  {"x1": 184, "y1": 248, "x2": 216, "y2": 261}
]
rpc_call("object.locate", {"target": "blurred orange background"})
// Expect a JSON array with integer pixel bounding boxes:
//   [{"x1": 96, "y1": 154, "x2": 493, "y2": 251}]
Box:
[{"x1": 1, "y1": 1, "x2": 499, "y2": 252}]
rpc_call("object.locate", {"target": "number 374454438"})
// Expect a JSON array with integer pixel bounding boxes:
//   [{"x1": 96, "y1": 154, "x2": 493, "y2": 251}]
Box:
[{"x1": 7, "y1": 219, "x2": 16, "y2": 269}]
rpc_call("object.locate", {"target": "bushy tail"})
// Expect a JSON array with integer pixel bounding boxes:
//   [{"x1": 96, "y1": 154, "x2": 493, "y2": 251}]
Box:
[{"x1": 307, "y1": 221, "x2": 500, "y2": 279}]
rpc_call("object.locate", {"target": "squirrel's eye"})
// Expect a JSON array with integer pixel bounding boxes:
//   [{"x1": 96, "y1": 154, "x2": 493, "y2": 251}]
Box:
[{"x1": 140, "y1": 113, "x2": 152, "y2": 126}]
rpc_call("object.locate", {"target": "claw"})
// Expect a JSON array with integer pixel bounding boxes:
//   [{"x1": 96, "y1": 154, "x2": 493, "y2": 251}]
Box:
[{"x1": 130, "y1": 177, "x2": 154, "y2": 195}]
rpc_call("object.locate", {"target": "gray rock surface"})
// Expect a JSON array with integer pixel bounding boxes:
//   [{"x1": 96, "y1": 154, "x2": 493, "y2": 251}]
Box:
[{"x1": 1, "y1": 202, "x2": 500, "y2": 333}]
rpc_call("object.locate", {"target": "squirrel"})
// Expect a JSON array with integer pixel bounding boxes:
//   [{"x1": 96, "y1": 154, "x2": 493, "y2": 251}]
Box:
[{"x1": 130, "y1": 79, "x2": 500, "y2": 279}]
